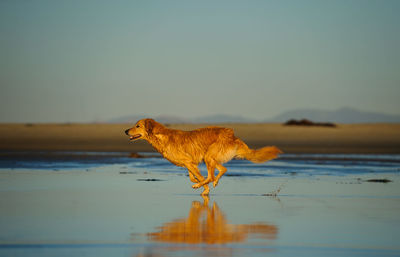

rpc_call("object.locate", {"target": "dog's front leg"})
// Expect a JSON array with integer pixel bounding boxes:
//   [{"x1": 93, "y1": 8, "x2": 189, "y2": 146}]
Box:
[
  {"x1": 192, "y1": 178, "x2": 212, "y2": 189},
  {"x1": 185, "y1": 164, "x2": 210, "y2": 195},
  {"x1": 192, "y1": 159, "x2": 215, "y2": 190},
  {"x1": 185, "y1": 163, "x2": 203, "y2": 183},
  {"x1": 188, "y1": 171, "x2": 199, "y2": 183}
]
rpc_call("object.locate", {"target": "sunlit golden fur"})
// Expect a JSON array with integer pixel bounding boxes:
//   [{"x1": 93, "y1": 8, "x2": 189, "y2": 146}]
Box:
[{"x1": 125, "y1": 118, "x2": 282, "y2": 195}]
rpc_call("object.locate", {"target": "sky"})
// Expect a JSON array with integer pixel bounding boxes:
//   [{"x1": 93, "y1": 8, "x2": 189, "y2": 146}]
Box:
[{"x1": 0, "y1": 0, "x2": 399, "y2": 123}]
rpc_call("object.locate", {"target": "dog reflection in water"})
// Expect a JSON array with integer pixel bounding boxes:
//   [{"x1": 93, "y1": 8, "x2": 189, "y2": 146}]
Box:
[{"x1": 146, "y1": 196, "x2": 277, "y2": 244}]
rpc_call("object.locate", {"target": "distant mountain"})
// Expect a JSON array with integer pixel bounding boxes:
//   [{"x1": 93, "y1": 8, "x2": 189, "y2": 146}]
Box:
[
  {"x1": 267, "y1": 107, "x2": 400, "y2": 123},
  {"x1": 108, "y1": 108, "x2": 400, "y2": 124}
]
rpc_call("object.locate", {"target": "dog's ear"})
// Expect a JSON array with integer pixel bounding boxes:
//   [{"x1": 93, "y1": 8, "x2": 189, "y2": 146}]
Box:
[{"x1": 145, "y1": 119, "x2": 155, "y2": 135}]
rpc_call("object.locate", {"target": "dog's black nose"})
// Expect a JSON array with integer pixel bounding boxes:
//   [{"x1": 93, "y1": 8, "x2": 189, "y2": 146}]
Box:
[{"x1": 125, "y1": 129, "x2": 130, "y2": 135}]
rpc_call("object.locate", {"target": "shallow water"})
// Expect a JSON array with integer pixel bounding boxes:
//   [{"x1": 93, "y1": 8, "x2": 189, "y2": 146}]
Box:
[{"x1": 0, "y1": 152, "x2": 399, "y2": 257}]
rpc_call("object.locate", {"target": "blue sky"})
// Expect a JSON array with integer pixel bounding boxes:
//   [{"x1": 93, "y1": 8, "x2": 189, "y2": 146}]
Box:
[{"x1": 1, "y1": 0, "x2": 399, "y2": 122}]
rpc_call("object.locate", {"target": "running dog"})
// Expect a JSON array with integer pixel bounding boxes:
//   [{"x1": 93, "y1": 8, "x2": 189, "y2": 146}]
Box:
[{"x1": 125, "y1": 119, "x2": 282, "y2": 195}]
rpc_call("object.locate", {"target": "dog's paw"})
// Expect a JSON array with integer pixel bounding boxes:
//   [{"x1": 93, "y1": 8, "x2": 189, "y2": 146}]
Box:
[
  {"x1": 213, "y1": 177, "x2": 221, "y2": 187},
  {"x1": 213, "y1": 179, "x2": 220, "y2": 188},
  {"x1": 192, "y1": 183, "x2": 201, "y2": 189}
]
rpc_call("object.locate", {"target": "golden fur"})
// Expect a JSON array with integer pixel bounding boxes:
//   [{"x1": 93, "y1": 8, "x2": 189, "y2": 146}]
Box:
[{"x1": 125, "y1": 119, "x2": 282, "y2": 195}]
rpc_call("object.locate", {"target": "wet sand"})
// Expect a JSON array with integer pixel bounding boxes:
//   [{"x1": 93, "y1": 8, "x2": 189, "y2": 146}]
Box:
[
  {"x1": 0, "y1": 154, "x2": 399, "y2": 256},
  {"x1": 0, "y1": 170, "x2": 399, "y2": 256},
  {"x1": 1, "y1": 122, "x2": 399, "y2": 256},
  {"x1": 1, "y1": 123, "x2": 400, "y2": 153}
]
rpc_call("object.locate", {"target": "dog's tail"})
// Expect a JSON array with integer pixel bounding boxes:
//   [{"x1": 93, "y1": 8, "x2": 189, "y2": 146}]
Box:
[{"x1": 235, "y1": 139, "x2": 283, "y2": 163}]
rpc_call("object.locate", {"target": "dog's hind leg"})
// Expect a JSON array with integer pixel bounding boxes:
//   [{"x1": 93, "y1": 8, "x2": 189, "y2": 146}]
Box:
[{"x1": 213, "y1": 163, "x2": 227, "y2": 188}]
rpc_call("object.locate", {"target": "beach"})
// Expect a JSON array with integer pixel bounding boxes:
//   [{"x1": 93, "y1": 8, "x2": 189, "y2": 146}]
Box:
[
  {"x1": 0, "y1": 151, "x2": 400, "y2": 256},
  {"x1": 1, "y1": 123, "x2": 400, "y2": 256},
  {"x1": 2, "y1": 0, "x2": 399, "y2": 256},
  {"x1": 1, "y1": 123, "x2": 400, "y2": 153}
]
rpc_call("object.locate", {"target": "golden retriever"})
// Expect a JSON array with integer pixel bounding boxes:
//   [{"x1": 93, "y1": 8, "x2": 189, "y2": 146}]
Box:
[{"x1": 125, "y1": 119, "x2": 282, "y2": 195}]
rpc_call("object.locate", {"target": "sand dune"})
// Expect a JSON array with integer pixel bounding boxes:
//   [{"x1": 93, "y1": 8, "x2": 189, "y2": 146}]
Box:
[{"x1": 0, "y1": 123, "x2": 399, "y2": 153}]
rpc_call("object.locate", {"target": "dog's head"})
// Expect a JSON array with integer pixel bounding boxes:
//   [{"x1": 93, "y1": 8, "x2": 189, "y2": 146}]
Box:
[{"x1": 125, "y1": 118, "x2": 156, "y2": 141}]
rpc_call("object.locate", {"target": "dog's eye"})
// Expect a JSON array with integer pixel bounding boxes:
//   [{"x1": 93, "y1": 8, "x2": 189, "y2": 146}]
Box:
[{"x1": 136, "y1": 125, "x2": 140, "y2": 128}]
